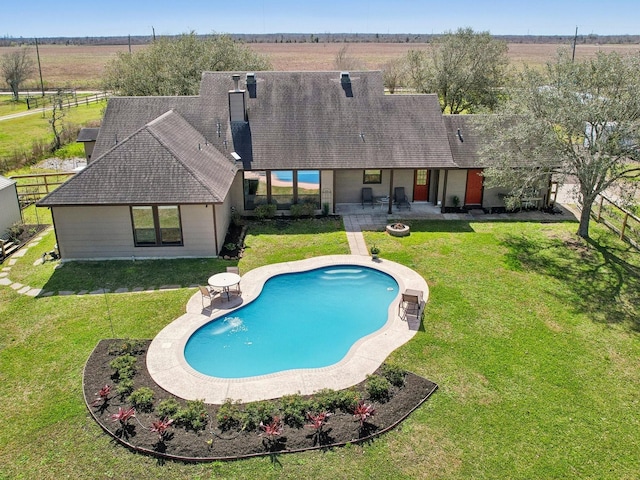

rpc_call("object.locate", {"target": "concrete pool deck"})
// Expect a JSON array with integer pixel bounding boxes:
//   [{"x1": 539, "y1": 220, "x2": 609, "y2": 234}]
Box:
[{"x1": 146, "y1": 255, "x2": 428, "y2": 404}]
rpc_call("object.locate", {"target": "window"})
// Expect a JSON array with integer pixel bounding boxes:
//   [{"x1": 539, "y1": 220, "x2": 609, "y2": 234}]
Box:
[
  {"x1": 131, "y1": 206, "x2": 183, "y2": 246},
  {"x1": 271, "y1": 170, "x2": 294, "y2": 209},
  {"x1": 243, "y1": 170, "x2": 321, "y2": 210},
  {"x1": 363, "y1": 169, "x2": 382, "y2": 184},
  {"x1": 297, "y1": 170, "x2": 320, "y2": 208}
]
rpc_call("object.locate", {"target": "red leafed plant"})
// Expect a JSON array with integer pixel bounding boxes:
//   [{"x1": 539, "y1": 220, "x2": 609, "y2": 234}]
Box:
[
  {"x1": 91, "y1": 384, "x2": 111, "y2": 407},
  {"x1": 353, "y1": 401, "x2": 376, "y2": 426},
  {"x1": 259, "y1": 416, "x2": 283, "y2": 439},
  {"x1": 305, "y1": 411, "x2": 331, "y2": 432},
  {"x1": 110, "y1": 406, "x2": 136, "y2": 425},
  {"x1": 150, "y1": 418, "x2": 174, "y2": 441}
]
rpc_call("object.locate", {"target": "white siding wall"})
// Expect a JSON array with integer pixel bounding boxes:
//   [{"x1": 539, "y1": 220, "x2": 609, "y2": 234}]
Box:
[
  {"x1": 52, "y1": 205, "x2": 217, "y2": 260},
  {"x1": 483, "y1": 186, "x2": 511, "y2": 210},
  {"x1": 0, "y1": 183, "x2": 21, "y2": 234},
  {"x1": 444, "y1": 170, "x2": 468, "y2": 206},
  {"x1": 215, "y1": 193, "x2": 232, "y2": 254}
]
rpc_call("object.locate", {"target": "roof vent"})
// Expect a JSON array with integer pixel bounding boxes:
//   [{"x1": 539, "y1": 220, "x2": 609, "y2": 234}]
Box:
[
  {"x1": 246, "y1": 73, "x2": 256, "y2": 85},
  {"x1": 340, "y1": 72, "x2": 351, "y2": 84},
  {"x1": 457, "y1": 128, "x2": 464, "y2": 142}
]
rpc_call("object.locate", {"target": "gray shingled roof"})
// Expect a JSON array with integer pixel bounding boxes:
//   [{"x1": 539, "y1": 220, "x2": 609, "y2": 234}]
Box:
[
  {"x1": 76, "y1": 127, "x2": 99, "y2": 143},
  {"x1": 43, "y1": 71, "x2": 464, "y2": 207},
  {"x1": 200, "y1": 71, "x2": 457, "y2": 170},
  {"x1": 443, "y1": 115, "x2": 484, "y2": 168},
  {"x1": 39, "y1": 111, "x2": 237, "y2": 206}
]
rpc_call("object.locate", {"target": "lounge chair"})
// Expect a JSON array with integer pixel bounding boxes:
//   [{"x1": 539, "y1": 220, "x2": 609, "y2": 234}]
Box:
[
  {"x1": 361, "y1": 187, "x2": 374, "y2": 208},
  {"x1": 226, "y1": 266, "x2": 242, "y2": 295},
  {"x1": 394, "y1": 187, "x2": 411, "y2": 210},
  {"x1": 398, "y1": 289, "x2": 424, "y2": 319},
  {"x1": 199, "y1": 285, "x2": 218, "y2": 308}
]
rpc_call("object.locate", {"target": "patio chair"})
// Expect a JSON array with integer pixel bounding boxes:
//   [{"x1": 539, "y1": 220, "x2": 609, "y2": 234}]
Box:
[
  {"x1": 398, "y1": 289, "x2": 424, "y2": 319},
  {"x1": 362, "y1": 187, "x2": 374, "y2": 208},
  {"x1": 199, "y1": 285, "x2": 218, "y2": 308},
  {"x1": 394, "y1": 187, "x2": 411, "y2": 210},
  {"x1": 226, "y1": 266, "x2": 242, "y2": 295}
]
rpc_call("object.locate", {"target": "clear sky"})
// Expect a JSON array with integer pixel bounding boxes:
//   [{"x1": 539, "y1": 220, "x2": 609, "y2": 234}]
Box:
[{"x1": 2, "y1": 0, "x2": 639, "y2": 38}]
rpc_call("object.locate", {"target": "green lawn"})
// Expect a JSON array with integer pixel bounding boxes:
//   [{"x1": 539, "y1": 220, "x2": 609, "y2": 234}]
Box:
[
  {"x1": 0, "y1": 100, "x2": 105, "y2": 161},
  {"x1": 0, "y1": 218, "x2": 639, "y2": 479}
]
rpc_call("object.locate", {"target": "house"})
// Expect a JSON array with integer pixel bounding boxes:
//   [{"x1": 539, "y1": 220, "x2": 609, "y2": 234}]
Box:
[
  {"x1": 38, "y1": 71, "x2": 528, "y2": 261},
  {"x1": 0, "y1": 175, "x2": 21, "y2": 234}
]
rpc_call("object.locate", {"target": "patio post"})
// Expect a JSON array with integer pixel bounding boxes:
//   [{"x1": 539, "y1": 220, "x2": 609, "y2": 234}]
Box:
[{"x1": 387, "y1": 169, "x2": 394, "y2": 214}]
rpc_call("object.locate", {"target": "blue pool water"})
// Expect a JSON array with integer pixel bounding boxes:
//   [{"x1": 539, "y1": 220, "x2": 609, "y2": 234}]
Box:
[
  {"x1": 272, "y1": 171, "x2": 320, "y2": 184},
  {"x1": 184, "y1": 266, "x2": 398, "y2": 378}
]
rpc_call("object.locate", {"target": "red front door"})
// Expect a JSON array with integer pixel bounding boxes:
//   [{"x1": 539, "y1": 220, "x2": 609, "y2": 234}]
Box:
[
  {"x1": 413, "y1": 169, "x2": 429, "y2": 201},
  {"x1": 465, "y1": 169, "x2": 483, "y2": 205}
]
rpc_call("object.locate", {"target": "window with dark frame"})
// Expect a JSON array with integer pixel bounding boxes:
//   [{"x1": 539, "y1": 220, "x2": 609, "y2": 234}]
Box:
[
  {"x1": 363, "y1": 169, "x2": 382, "y2": 184},
  {"x1": 131, "y1": 205, "x2": 183, "y2": 246}
]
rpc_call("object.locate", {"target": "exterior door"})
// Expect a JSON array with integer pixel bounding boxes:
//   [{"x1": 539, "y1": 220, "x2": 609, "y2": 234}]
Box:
[
  {"x1": 413, "y1": 169, "x2": 429, "y2": 201},
  {"x1": 465, "y1": 169, "x2": 483, "y2": 205}
]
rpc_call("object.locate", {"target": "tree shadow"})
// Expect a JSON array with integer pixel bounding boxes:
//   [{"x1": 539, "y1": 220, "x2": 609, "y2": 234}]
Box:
[{"x1": 500, "y1": 232, "x2": 640, "y2": 331}]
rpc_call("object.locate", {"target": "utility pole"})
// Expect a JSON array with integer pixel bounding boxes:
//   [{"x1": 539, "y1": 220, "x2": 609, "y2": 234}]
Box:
[
  {"x1": 572, "y1": 26, "x2": 578, "y2": 62},
  {"x1": 35, "y1": 37, "x2": 45, "y2": 96}
]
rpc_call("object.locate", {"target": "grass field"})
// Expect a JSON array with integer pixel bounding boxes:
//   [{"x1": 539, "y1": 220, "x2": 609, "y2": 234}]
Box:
[
  {"x1": 1, "y1": 42, "x2": 638, "y2": 90},
  {"x1": 0, "y1": 218, "x2": 638, "y2": 479}
]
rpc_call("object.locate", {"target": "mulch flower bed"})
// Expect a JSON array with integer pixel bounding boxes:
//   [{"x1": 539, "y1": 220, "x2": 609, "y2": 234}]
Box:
[{"x1": 84, "y1": 339, "x2": 438, "y2": 461}]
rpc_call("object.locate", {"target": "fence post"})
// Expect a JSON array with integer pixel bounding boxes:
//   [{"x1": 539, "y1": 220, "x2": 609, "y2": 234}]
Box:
[
  {"x1": 44, "y1": 175, "x2": 50, "y2": 193},
  {"x1": 597, "y1": 195, "x2": 604, "y2": 221},
  {"x1": 621, "y1": 212, "x2": 629, "y2": 240}
]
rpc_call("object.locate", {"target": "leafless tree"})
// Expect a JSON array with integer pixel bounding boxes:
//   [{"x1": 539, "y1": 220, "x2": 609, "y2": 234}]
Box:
[
  {"x1": 382, "y1": 58, "x2": 406, "y2": 94},
  {"x1": 334, "y1": 45, "x2": 362, "y2": 71},
  {"x1": 1, "y1": 47, "x2": 36, "y2": 101},
  {"x1": 49, "y1": 91, "x2": 66, "y2": 151}
]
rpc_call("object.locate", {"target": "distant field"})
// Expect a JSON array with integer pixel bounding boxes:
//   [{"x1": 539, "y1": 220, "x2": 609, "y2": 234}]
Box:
[{"x1": 1, "y1": 42, "x2": 639, "y2": 89}]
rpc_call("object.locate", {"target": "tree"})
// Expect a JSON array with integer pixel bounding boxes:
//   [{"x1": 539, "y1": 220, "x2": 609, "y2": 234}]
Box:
[
  {"x1": 407, "y1": 27, "x2": 509, "y2": 113},
  {"x1": 49, "y1": 90, "x2": 66, "y2": 151},
  {"x1": 479, "y1": 50, "x2": 640, "y2": 239},
  {"x1": 103, "y1": 32, "x2": 271, "y2": 96},
  {"x1": 382, "y1": 58, "x2": 406, "y2": 94},
  {"x1": 334, "y1": 45, "x2": 362, "y2": 71},
  {"x1": 1, "y1": 47, "x2": 35, "y2": 101}
]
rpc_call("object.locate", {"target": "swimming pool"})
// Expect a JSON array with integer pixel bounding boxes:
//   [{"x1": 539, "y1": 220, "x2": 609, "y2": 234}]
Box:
[
  {"x1": 184, "y1": 266, "x2": 398, "y2": 378},
  {"x1": 146, "y1": 255, "x2": 427, "y2": 403}
]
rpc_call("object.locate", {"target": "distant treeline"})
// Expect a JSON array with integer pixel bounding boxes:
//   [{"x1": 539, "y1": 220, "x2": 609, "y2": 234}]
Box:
[{"x1": 2, "y1": 33, "x2": 639, "y2": 47}]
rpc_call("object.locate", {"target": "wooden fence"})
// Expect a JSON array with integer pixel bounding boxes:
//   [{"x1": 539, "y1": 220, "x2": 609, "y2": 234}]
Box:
[
  {"x1": 9, "y1": 172, "x2": 76, "y2": 208},
  {"x1": 25, "y1": 91, "x2": 108, "y2": 110},
  {"x1": 590, "y1": 194, "x2": 640, "y2": 249}
]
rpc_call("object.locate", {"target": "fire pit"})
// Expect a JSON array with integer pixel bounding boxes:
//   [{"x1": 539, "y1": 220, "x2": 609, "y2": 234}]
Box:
[{"x1": 386, "y1": 223, "x2": 410, "y2": 237}]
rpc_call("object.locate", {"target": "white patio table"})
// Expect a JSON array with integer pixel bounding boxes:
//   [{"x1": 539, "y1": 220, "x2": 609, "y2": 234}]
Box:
[{"x1": 208, "y1": 272, "x2": 241, "y2": 301}]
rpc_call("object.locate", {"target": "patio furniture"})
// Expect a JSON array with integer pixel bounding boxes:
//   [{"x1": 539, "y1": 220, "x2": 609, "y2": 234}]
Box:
[
  {"x1": 361, "y1": 187, "x2": 374, "y2": 208},
  {"x1": 199, "y1": 285, "x2": 217, "y2": 308},
  {"x1": 208, "y1": 272, "x2": 241, "y2": 301},
  {"x1": 226, "y1": 266, "x2": 242, "y2": 294},
  {"x1": 394, "y1": 187, "x2": 411, "y2": 210},
  {"x1": 398, "y1": 288, "x2": 424, "y2": 319},
  {"x1": 376, "y1": 196, "x2": 390, "y2": 210}
]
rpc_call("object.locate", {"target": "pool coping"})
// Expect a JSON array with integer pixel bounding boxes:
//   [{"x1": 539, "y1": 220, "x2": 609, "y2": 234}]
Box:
[{"x1": 146, "y1": 255, "x2": 429, "y2": 404}]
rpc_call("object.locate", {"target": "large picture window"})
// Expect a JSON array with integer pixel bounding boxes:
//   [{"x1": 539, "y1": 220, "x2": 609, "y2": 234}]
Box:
[
  {"x1": 131, "y1": 206, "x2": 183, "y2": 246},
  {"x1": 363, "y1": 169, "x2": 382, "y2": 184},
  {"x1": 243, "y1": 170, "x2": 320, "y2": 210}
]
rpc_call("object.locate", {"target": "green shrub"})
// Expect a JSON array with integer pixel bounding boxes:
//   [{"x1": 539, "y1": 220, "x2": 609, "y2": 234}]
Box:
[
  {"x1": 215, "y1": 399, "x2": 242, "y2": 431},
  {"x1": 108, "y1": 339, "x2": 146, "y2": 356},
  {"x1": 279, "y1": 393, "x2": 312, "y2": 428},
  {"x1": 366, "y1": 374, "x2": 391, "y2": 402},
  {"x1": 241, "y1": 401, "x2": 276, "y2": 431},
  {"x1": 115, "y1": 378, "x2": 134, "y2": 397},
  {"x1": 312, "y1": 388, "x2": 360, "y2": 413},
  {"x1": 176, "y1": 399, "x2": 208, "y2": 432},
  {"x1": 157, "y1": 398, "x2": 180, "y2": 419},
  {"x1": 322, "y1": 202, "x2": 330, "y2": 216},
  {"x1": 128, "y1": 387, "x2": 155, "y2": 412},
  {"x1": 253, "y1": 203, "x2": 276, "y2": 220},
  {"x1": 109, "y1": 354, "x2": 136, "y2": 380},
  {"x1": 381, "y1": 363, "x2": 406, "y2": 387},
  {"x1": 290, "y1": 202, "x2": 316, "y2": 218}
]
